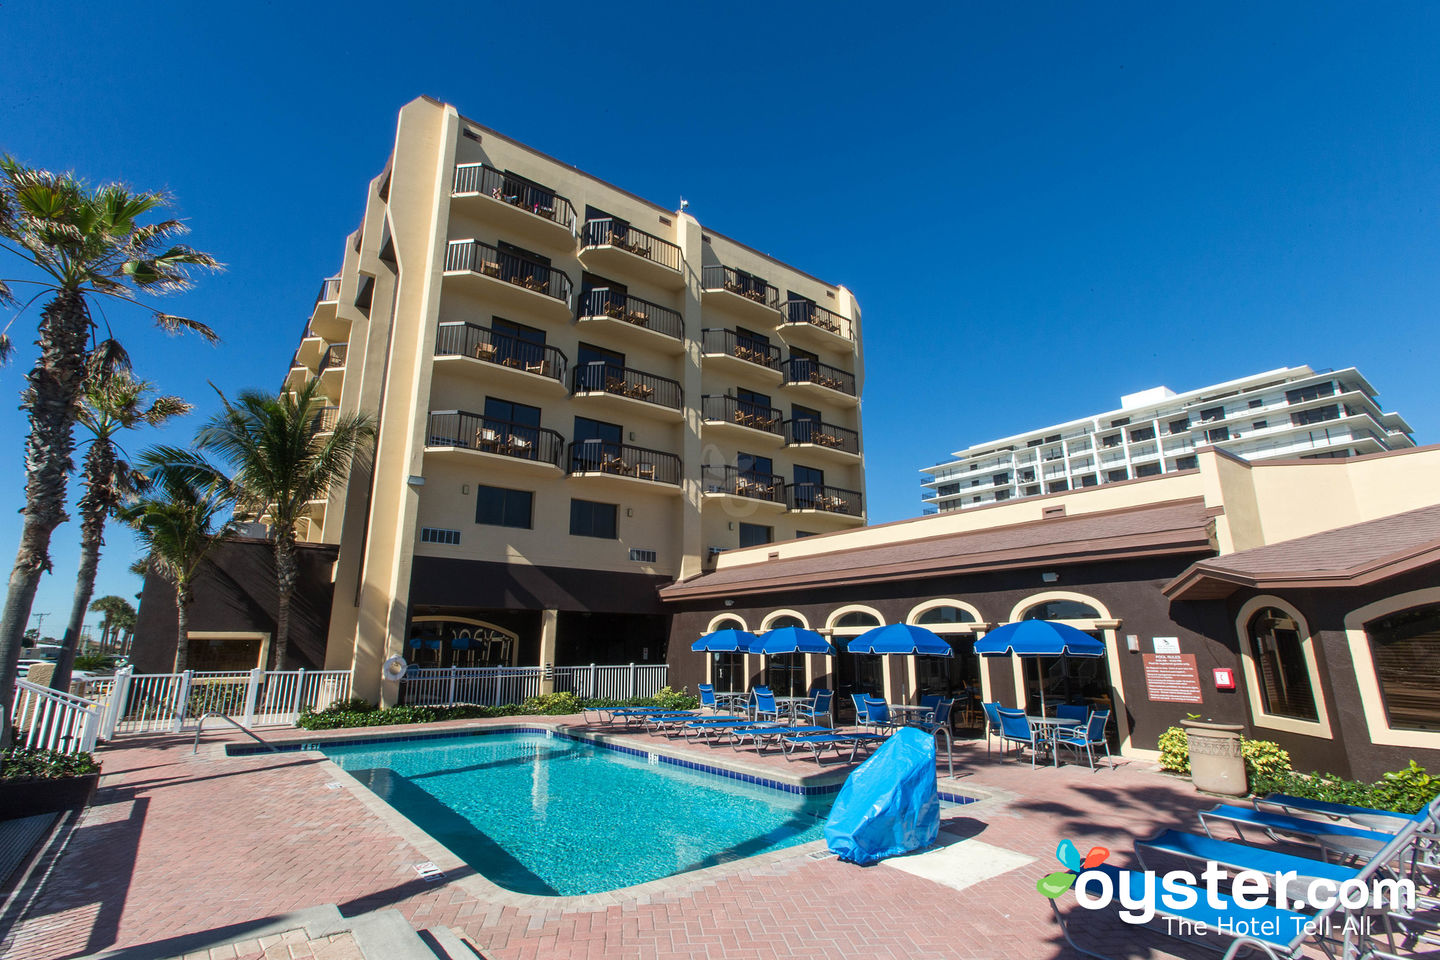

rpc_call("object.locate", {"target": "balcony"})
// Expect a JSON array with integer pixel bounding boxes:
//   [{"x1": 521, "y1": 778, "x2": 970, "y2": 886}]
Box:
[
  {"x1": 567, "y1": 440, "x2": 682, "y2": 493},
  {"x1": 443, "y1": 239, "x2": 574, "y2": 321},
  {"x1": 577, "y1": 288, "x2": 684, "y2": 353},
  {"x1": 571, "y1": 362, "x2": 683, "y2": 420},
  {"x1": 701, "y1": 265, "x2": 781, "y2": 322},
  {"x1": 786, "y1": 482, "x2": 864, "y2": 522},
  {"x1": 309, "y1": 406, "x2": 339, "y2": 435},
  {"x1": 310, "y1": 276, "x2": 347, "y2": 341},
  {"x1": 701, "y1": 394, "x2": 784, "y2": 444},
  {"x1": 781, "y1": 357, "x2": 857, "y2": 404},
  {"x1": 783, "y1": 418, "x2": 860, "y2": 461},
  {"x1": 778, "y1": 299, "x2": 853, "y2": 348},
  {"x1": 433, "y1": 322, "x2": 568, "y2": 395},
  {"x1": 295, "y1": 334, "x2": 325, "y2": 370},
  {"x1": 318, "y1": 344, "x2": 347, "y2": 400},
  {"x1": 702, "y1": 465, "x2": 786, "y2": 510},
  {"x1": 451, "y1": 163, "x2": 576, "y2": 247},
  {"x1": 424, "y1": 411, "x2": 564, "y2": 474},
  {"x1": 580, "y1": 219, "x2": 684, "y2": 290},
  {"x1": 700, "y1": 328, "x2": 782, "y2": 381}
]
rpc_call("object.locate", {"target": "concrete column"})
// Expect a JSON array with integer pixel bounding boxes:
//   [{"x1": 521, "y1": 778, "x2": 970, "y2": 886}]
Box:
[{"x1": 538, "y1": 609, "x2": 559, "y2": 694}]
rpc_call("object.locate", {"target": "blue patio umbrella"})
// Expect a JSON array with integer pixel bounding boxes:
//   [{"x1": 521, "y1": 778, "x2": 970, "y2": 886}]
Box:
[
  {"x1": 690, "y1": 628, "x2": 760, "y2": 653},
  {"x1": 973, "y1": 620, "x2": 1104, "y2": 714},
  {"x1": 847, "y1": 623, "x2": 954, "y2": 657},
  {"x1": 755, "y1": 625, "x2": 834, "y2": 655}
]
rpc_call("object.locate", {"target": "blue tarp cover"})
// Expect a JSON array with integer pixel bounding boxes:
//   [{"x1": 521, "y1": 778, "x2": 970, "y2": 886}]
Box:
[{"x1": 823, "y1": 727, "x2": 939, "y2": 865}]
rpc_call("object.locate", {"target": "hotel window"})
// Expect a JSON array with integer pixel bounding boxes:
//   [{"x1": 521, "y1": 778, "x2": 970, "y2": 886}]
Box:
[
  {"x1": 1286, "y1": 382, "x2": 1335, "y2": 404},
  {"x1": 1047, "y1": 480, "x2": 1068, "y2": 493},
  {"x1": 1206, "y1": 426, "x2": 1230, "y2": 443},
  {"x1": 1101, "y1": 434, "x2": 1122, "y2": 449},
  {"x1": 1364, "y1": 606, "x2": 1440, "y2": 731},
  {"x1": 1134, "y1": 463, "x2": 1162, "y2": 478},
  {"x1": 1128, "y1": 426, "x2": 1156, "y2": 443},
  {"x1": 1106, "y1": 468, "x2": 1128, "y2": 482},
  {"x1": 795, "y1": 530, "x2": 817, "y2": 538},
  {"x1": 916, "y1": 606, "x2": 975, "y2": 626},
  {"x1": 739, "y1": 523, "x2": 773, "y2": 548},
  {"x1": 1200, "y1": 406, "x2": 1225, "y2": 422},
  {"x1": 709, "y1": 615, "x2": 746, "y2": 693},
  {"x1": 995, "y1": 489, "x2": 1011, "y2": 501},
  {"x1": 1248, "y1": 398, "x2": 1264, "y2": 408},
  {"x1": 1246, "y1": 608, "x2": 1319, "y2": 722},
  {"x1": 1168, "y1": 418, "x2": 1191, "y2": 434},
  {"x1": 1252, "y1": 420, "x2": 1268, "y2": 430},
  {"x1": 569, "y1": 499, "x2": 617, "y2": 539},
  {"x1": 475, "y1": 485, "x2": 533, "y2": 529},
  {"x1": 1078, "y1": 474, "x2": 1098, "y2": 487},
  {"x1": 1291, "y1": 404, "x2": 1340, "y2": 426},
  {"x1": 1175, "y1": 455, "x2": 1199, "y2": 470}
]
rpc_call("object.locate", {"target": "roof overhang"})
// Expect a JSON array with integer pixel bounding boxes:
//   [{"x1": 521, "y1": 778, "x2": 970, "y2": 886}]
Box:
[{"x1": 1164, "y1": 542, "x2": 1440, "y2": 602}]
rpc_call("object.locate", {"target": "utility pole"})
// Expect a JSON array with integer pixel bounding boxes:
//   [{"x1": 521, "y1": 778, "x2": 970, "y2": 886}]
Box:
[{"x1": 32, "y1": 612, "x2": 48, "y2": 635}]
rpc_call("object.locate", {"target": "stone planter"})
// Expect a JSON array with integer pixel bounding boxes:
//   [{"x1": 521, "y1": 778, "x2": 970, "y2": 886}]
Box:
[
  {"x1": 1181, "y1": 719, "x2": 1246, "y2": 796},
  {"x1": 0, "y1": 773, "x2": 99, "y2": 821}
]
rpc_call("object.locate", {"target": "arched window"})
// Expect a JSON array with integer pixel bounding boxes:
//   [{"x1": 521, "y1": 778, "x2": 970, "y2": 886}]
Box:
[
  {"x1": 1364, "y1": 604, "x2": 1440, "y2": 732},
  {"x1": 917, "y1": 606, "x2": 976, "y2": 626},
  {"x1": 768, "y1": 615, "x2": 803, "y2": 629},
  {"x1": 835, "y1": 611, "x2": 880, "y2": 629},
  {"x1": 1246, "y1": 607, "x2": 1319, "y2": 722},
  {"x1": 708, "y1": 616, "x2": 746, "y2": 632},
  {"x1": 1024, "y1": 600, "x2": 1101, "y2": 621}
]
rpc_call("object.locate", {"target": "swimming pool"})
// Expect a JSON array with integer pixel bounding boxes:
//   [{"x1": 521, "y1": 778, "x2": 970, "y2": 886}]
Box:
[{"x1": 322, "y1": 730, "x2": 835, "y2": 895}]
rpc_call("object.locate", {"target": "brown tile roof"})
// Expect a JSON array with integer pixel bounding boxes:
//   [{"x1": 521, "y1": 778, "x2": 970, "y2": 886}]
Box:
[
  {"x1": 660, "y1": 499, "x2": 1215, "y2": 602},
  {"x1": 1164, "y1": 503, "x2": 1440, "y2": 600}
]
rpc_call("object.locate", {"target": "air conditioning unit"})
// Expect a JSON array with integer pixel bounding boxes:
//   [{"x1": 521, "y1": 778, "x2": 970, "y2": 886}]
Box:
[{"x1": 707, "y1": 546, "x2": 725, "y2": 557}]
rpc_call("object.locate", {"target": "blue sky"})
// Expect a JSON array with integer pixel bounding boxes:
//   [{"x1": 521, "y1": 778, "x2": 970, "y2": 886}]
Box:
[{"x1": 1, "y1": 2, "x2": 1436, "y2": 637}]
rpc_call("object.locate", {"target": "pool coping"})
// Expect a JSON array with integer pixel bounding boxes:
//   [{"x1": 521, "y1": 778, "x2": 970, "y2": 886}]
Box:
[{"x1": 226, "y1": 720, "x2": 1001, "y2": 911}]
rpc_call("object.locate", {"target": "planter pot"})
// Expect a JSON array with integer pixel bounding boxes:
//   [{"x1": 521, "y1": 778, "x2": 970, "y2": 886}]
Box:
[
  {"x1": 0, "y1": 772, "x2": 99, "y2": 821},
  {"x1": 1182, "y1": 720, "x2": 1246, "y2": 796}
]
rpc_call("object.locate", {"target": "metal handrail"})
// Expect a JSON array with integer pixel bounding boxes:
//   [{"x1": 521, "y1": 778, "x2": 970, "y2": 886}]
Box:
[{"x1": 192, "y1": 713, "x2": 281, "y2": 754}]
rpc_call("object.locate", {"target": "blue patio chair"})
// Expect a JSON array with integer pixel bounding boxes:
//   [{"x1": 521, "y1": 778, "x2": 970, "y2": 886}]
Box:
[
  {"x1": 1055, "y1": 703, "x2": 1089, "y2": 725},
  {"x1": 1053, "y1": 709, "x2": 1112, "y2": 771},
  {"x1": 912, "y1": 698, "x2": 954, "y2": 735},
  {"x1": 697, "y1": 683, "x2": 719, "y2": 713},
  {"x1": 918, "y1": 694, "x2": 942, "y2": 717},
  {"x1": 794, "y1": 689, "x2": 833, "y2": 726},
  {"x1": 981, "y1": 701, "x2": 1003, "y2": 755},
  {"x1": 753, "y1": 688, "x2": 782, "y2": 724},
  {"x1": 862, "y1": 697, "x2": 896, "y2": 733},
  {"x1": 995, "y1": 706, "x2": 1040, "y2": 767}
]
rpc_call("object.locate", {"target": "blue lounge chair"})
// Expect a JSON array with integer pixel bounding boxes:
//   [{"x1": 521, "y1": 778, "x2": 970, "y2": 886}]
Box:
[
  {"x1": 1255, "y1": 793, "x2": 1440, "y2": 832},
  {"x1": 1198, "y1": 803, "x2": 1397, "y2": 859},
  {"x1": 794, "y1": 689, "x2": 833, "y2": 726},
  {"x1": 1135, "y1": 828, "x2": 1360, "y2": 900},
  {"x1": 995, "y1": 707, "x2": 1040, "y2": 767},
  {"x1": 678, "y1": 718, "x2": 783, "y2": 742},
  {"x1": 1052, "y1": 709, "x2": 1112, "y2": 771},
  {"x1": 862, "y1": 697, "x2": 896, "y2": 733},
  {"x1": 637, "y1": 711, "x2": 703, "y2": 732},
  {"x1": 1055, "y1": 703, "x2": 1089, "y2": 724},
  {"x1": 981, "y1": 701, "x2": 1002, "y2": 755},
  {"x1": 731, "y1": 724, "x2": 830, "y2": 754},
  {"x1": 584, "y1": 705, "x2": 671, "y2": 724},
  {"x1": 782, "y1": 731, "x2": 885, "y2": 764}
]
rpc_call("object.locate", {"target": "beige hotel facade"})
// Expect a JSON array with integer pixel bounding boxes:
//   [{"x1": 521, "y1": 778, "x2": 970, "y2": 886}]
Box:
[{"x1": 283, "y1": 96, "x2": 867, "y2": 700}]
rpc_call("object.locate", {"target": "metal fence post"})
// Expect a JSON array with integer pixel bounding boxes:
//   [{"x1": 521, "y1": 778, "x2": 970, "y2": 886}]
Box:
[
  {"x1": 100, "y1": 665, "x2": 133, "y2": 740},
  {"x1": 290, "y1": 668, "x2": 306, "y2": 720},
  {"x1": 447, "y1": 667, "x2": 457, "y2": 707},
  {"x1": 588, "y1": 663, "x2": 596, "y2": 699},
  {"x1": 241, "y1": 668, "x2": 263, "y2": 728},
  {"x1": 171, "y1": 670, "x2": 194, "y2": 734},
  {"x1": 628, "y1": 662, "x2": 636, "y2": 698}
]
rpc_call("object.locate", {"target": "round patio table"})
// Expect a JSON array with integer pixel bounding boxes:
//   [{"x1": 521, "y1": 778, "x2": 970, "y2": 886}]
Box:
[
  {"x1": 776, "y1": 696, "x2": 811, "y2": 720},
  {"x1": 714, "y1": 690, "x2": 748, "y2": 711},
  {"x1": 888, "y1": 704, "x2": 938, "y2": 727},
  {"x1": 1027, "y1": 715, "x2": 1083, "y2": 767}
]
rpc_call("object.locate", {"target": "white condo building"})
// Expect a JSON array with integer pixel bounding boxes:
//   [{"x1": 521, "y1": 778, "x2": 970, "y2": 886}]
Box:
[{"x1": 920, "y1": 365, "x2": 1414, "y2": 512}]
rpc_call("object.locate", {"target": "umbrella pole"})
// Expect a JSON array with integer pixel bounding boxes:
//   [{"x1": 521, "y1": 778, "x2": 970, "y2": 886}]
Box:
[{"x1": 1036, "y1": 657, "x2": 1046, "y2": 716}]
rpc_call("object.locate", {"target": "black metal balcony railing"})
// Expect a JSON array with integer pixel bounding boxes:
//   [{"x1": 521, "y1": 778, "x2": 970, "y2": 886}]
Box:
[
  {"x1": 444, "y1": 239, "x2": 574, "y2": 305},
  {"x1": 452, "y1": 163, "x2": 577, "y2": 233},
  {"x1": 425, "y1": 411, "x2": 564, "y2": 467},
  {"x1": 703, "y1": 465, "x2": 786, "y2": 504},
  {"x1": 572, "y1": 362, "x2": 683, "y2": 410},
  {"x1": 316, "y1": 277, "x2": 341, "y2": 303},
  {"x1": 782, "y1": 357, "x2": 856, "y2": 397},
  {"x1": 581, "y1": 219, "x2": 682, "y2": 273},
  {"x1": 579, "y1": 288, "x2": 683, "y2": 341},
  {"x1": 434, "y1": 322, "x2": 568, "y2": 383},
  {"x1": 568, "y1": 440, "x2": 681, "y2": 485},
  {"x1": 700, "y1": 328, "x2": 781, "y2": 370},
  {"x1": 781, "y1": 300, "x2": 852, "y2": 340},
  {"x1": 784, "y1": 418, "x2": 860, "y2": 455},
  {"x1": 701, "y1": 394, "x2": 783, "y2": 435},
  {"x1": 787, "y1": 482, "x2": 863, "y2": 517},
  {"x1": 320, "y1": 344, "x2": 348, "y2": 372},
  {"x1": 701, "y1": 265, "x2": 781, "y2": 310},
  {"x1": 309, "y1": 406, "x2": 340, "y2": 434}
]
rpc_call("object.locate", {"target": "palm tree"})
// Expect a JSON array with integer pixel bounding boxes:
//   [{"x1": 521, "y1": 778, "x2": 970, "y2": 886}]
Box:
[
  {"x1": 195, "y1": 379, "x2": 373, "y2": 668},
  {"x1": 89, "y1": 595, "x2": 135, "y2": 654},
  {"x1": 0, "y1": 159, "x2": 218, "y2": 743},
  {"x1": 50, "y1": 372, "x2": 190, "y2": 691},
  {"x1": 119, "y1": 463, "x2": 233, "y2": 673},
  {"x1": 113, "y1": 605, "x2": 137, "y2": 656}
]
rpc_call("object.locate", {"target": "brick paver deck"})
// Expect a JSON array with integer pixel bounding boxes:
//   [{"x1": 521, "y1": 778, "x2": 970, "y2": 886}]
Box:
[{"x1": 1, "y1": 716, "x2": 1225, "y2": 960}]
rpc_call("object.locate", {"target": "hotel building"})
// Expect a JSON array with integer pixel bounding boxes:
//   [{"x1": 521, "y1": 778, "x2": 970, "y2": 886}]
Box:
[
  {"x1": 268, "y1": 96, "x2": 866, "y2": 699},
  {"x1": 919, "y1": 366, "x2": 1413, "y2": 513}
]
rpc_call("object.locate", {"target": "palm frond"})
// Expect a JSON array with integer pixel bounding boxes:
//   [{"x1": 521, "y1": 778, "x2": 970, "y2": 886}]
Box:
[{"x1": 153, "y1": 312, "x2": 220, "y2": 343}]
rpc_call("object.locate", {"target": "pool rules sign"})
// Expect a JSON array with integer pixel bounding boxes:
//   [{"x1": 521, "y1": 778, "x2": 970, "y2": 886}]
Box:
[{"x1": 1141, "y1": 653, "x2": 1204, "y2": 704}]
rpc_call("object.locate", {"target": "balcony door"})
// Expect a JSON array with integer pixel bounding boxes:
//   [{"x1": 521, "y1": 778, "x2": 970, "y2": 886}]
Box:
[
  {"x1": 484, "y1": 397, "x2": 542, "y2": 457},
  {"x1": 793, "y1": 464, "x2": 825, "y2": 508},
  {"x1": 791, "y1": 403, "x2": 821, "y2": 444},
  {"x1": 576, "y1": 342, "x2": 625, "y2": 393},
  {"x1": 573, "y1": 416, "x2": 624, "y2": 471},
  {"x1": 491, "y1": 316, "x2": 546, "y2": 368},
  {"x1": 736, "y1": 387, "x2": 772, "y2": 424}
]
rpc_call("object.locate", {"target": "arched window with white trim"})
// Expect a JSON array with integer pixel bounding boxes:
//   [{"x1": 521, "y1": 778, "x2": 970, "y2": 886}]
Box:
[
  {"x1": 704, "y1": 615, "x2": 748, "y2": 693},
  {"x1": 760, "y1": 611, "x2": 807, "y2": 696},
  {"x1": 906, "y1": 601, "x2": 984, "y2": 704},
  {"x1": 1364, "y1": 604, "x2": 1440, "y2": 732},
  {"x1": 1245, "y1": 607, "x2": 1319, "y2": 723},
  {"x1": 827, "y1": 606, "x2": 884, "y2": 708}
]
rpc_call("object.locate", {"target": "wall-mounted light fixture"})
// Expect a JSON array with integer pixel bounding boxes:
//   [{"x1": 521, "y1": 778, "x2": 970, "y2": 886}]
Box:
[
  {"x1": 1041, "y1": 571, "x2": 1059, "y2": 583},
  {"x1": 1126, "y1": 634, "x2": 1140, "y2": 653},
  {"x1": 723, "y1": 599, "x2": 734, "y2": 607},
  {"x1": 626, "y1": 507, "x2": 633, "y2": 517},
  {"x1": 727, "y1": 521, "x2": 734, "y2": 530},
  {"x1": 461, "y1": 484, "x2": 470, "y2": 495}
]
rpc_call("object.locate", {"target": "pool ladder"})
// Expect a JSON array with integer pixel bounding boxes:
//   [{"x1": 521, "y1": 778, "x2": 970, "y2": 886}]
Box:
[{"x1": 192, "y1": 713, "x2": 281, "y2": 754}]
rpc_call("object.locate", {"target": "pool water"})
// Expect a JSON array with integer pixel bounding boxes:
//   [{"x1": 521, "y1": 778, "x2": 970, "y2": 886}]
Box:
[{"x1": 322, "y1": 731, "x2": 834, "y2": 895}]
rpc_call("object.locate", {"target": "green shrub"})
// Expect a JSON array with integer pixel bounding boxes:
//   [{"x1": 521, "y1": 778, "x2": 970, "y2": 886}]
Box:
[
  {"x1": 1154, "y1": 725, "x2": 1291, "y2": 783},
  {"x1": 1, "y1": 747, "x2": 101, "y2": 780},
  {"x1": 1254, "y1": 761, "x2": 1440, "y2": 815},
  {"x1": 73, "y1": 653, "x2": 116, "y2": 671},
  {"x1": 521, "y1": 691, "x2": 582, "y2": 715},
  {"x1": 295, "y1": 686, "x2": 698, "y2": 731},
  {"x1": 1157, "y1": 725, "x2": 1190, "y2": 773}
]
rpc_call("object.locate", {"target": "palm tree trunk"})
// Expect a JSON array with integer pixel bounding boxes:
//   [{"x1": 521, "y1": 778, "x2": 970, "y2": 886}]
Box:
[
  {"x1": 52, "y1": 444, "x2": 114, "y2": 692},
  {"x1": 0, "y1": 289, "x2": 92, "y2": 746},
  {"x1": 273, "y1": 534, "x2": 297, "y2": 669},
  {"x1": 173, "y1": 584, "x2": 190, "y2": 673}
]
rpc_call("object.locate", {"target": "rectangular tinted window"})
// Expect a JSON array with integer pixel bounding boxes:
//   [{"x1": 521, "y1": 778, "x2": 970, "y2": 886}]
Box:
[
  {"x1": 739, "y1": 523, "x2": 773, "y2": 547},
  {"x1": 475, "y1": 485, "x2": 533, "y2": 529},
  {"x1": 569, "y1": 499, "x2": 617, "y2": 539},
  {"x1": 484, "y1": 397, "x2": 541, "y2": 428}
]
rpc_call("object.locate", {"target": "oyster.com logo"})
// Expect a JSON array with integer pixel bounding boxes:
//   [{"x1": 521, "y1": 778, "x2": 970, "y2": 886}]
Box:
[{"x1": 1036, "y1": 838, "x2": 1110, "y2": 899}]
